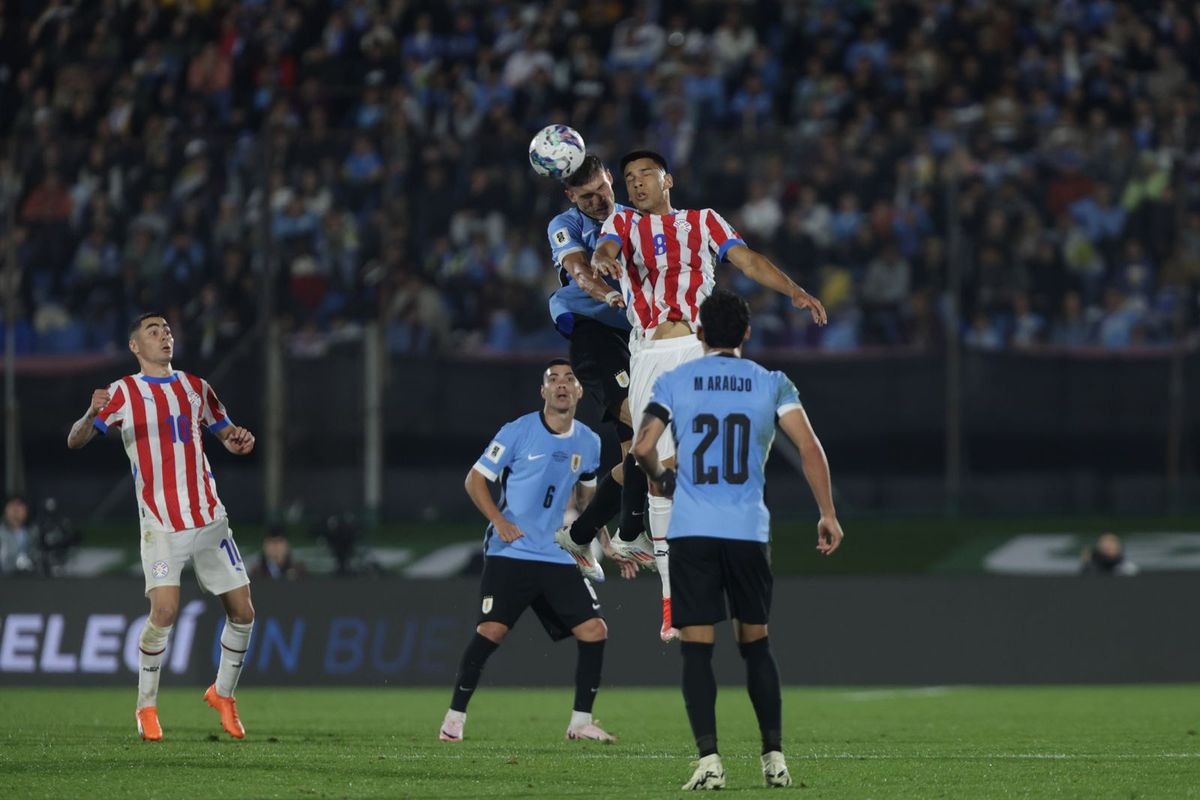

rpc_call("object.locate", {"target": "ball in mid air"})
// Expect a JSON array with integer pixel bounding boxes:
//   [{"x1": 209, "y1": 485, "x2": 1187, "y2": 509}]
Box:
[{"x1": 528, "y1": 124, "x2": 586, "y2": 179}]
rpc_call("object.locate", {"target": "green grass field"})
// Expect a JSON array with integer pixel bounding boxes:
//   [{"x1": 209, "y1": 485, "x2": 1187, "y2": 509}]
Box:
[{"x1": 2, "y1": 686, "x2": 1198, "y2": 798}]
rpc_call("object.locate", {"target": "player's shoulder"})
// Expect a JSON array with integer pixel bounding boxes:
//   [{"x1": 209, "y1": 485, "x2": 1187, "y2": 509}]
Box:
[
  {"x1": 548, "y1": 206, "x2": 585, "y2": 231},
  {"x1": 573, "y1": 419, "x2": 602, "y2": 448}
]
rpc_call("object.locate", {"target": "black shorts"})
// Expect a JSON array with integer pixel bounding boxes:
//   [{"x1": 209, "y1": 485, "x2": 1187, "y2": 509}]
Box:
[
  {"x1": 477, "y1": 555, "x2": 603, "y2": 641},
  {"x1": 668, "y1": 537, "x2": 773, "y2": 628},
  {"x1": 568, "y1": 317, "x2": 631, "y2": 428}
]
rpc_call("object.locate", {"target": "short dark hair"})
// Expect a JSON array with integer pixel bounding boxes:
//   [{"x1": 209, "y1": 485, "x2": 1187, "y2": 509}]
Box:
[
  {"x1": 620, "y1": 149, "x2": 669, "y2": 176},
  {"x1": 544, "y1": 357, "x2": 572, "y2": 374},
  {"x1": 129, "y1": 312, "x2": 166, "y2": 337},
  {"x1": 563, "y1": 154, "x2": 606, "y2": 188},
  {"x1": 699, "y1": 290, "x2": 751, "y2": 348}
]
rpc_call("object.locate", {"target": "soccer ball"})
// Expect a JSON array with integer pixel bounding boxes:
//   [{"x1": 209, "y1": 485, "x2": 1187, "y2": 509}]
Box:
[{"x1": 528, "y1": 124, "x2": 586, "y2": 179}]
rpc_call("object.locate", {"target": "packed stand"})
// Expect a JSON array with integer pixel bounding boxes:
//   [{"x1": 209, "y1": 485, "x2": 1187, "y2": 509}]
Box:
[{"x1": 2, "y1": 1, "x2": 1200, "y2": 356}]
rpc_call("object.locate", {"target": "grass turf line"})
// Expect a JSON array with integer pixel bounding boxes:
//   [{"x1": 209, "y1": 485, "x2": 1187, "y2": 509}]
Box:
[{"x1": 1, "y1": 686, "x2": 1198, "y2": 799}]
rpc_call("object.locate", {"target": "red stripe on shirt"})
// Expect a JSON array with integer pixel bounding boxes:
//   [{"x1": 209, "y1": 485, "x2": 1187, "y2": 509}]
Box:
[
  {"x1": 663, "y1": 214, "x2": 683, "y2": 321},
  {"x1": 123, "y1": 377, "x2": 163, "y2": 525},
  {"x1": 168, "y1": 379, "x2": 202, "y2": 527},
  {"x1": 147, "y1": 383, "x2": 186, "y2": 531},
  {"x1": 183, "y1": 374, "x2": 220, "y2": 519},
  {"x1": 635, "y1": 216, "x2": 662, "y2": 329},
  {"x1": 97, "y1": 385, "x2": 127, "y2": 427},
  {"x1": 683, "y1": 209, "x2": 705, "y2": 320}
]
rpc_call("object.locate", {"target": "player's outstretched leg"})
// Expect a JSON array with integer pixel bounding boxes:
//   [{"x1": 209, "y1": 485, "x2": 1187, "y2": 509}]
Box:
[
  {"x1": 555, "y1": 525, "x2": 605, "y2": 582},
  {"x1": 738, "y1": 632, "x2": 787, "y2": 786},
  {"x1": 135, "y1": 619, "x2": 171, "y2": 741},
  {"x1": 565, "y1": 618, "x2": 616, "y2": 742},
  {"x1": 647, "y1": 495, "x2": 678, "y2": 641},
  {"x1": 567, "y1": 463, "x2": 624, "y2": 547},
  {"x1": 440, "y1": 628, "x2": 503, "y2": 742},
  {"x1": 616, "y1": 452, "x2": 647, "y2": 542}
]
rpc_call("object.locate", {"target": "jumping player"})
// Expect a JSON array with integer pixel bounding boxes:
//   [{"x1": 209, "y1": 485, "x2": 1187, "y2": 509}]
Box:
[
  {"x1": 66, "y1": 312, "x2": 257, "y2": 742},
  {"x1": 559, "y1": 149, "x2": 828, "y2": 640}
]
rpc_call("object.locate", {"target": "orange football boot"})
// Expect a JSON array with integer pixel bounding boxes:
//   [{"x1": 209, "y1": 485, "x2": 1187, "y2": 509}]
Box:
[
  {"x1": 136, "y1": 707, "x2": 162, "y2": 741},
  {"x1": 203, "y1": 684, "x2": 245, "y2": 739}
]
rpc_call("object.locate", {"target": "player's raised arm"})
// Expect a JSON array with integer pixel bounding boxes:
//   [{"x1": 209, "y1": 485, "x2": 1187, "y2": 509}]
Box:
[
  {"x1": 67, "y1": 387, "x2": 117, "y2": 449},
  {"x1": 563, "y1": 251, "x2": 625, "y2": 307},
  {"x1": 723, "y1": 244, "x2": 828, "y2": 326},
  {"x1": 777, "y1": 406, "x2": 843, "y2": 555}
]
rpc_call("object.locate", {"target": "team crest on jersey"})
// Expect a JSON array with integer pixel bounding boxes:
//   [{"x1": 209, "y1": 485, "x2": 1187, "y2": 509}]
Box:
[
  {"x1": 481, "y1": 595, "x2": 494, "y2": 614},
  {"x1": 485, "y1": 441, "x2": 506, "y2": 462},
  {"x1": 674, "y1": 219, "x2": 693, "y2": 233},
  {"x1": 186, "y1": 390, "x2": 202, "y2": 407},
  {"x1": 152, "y1": 560, "x2": 169, "y2": 579},
  {"x1": 570, "y1": 453, "x2": 582, "y2": 472},
  {"x1": 615, "y1": 370, "x2": 630, "y2": 388},
  {"x1": 552, "y1": 228, "x2": 570, "y2": 246}
]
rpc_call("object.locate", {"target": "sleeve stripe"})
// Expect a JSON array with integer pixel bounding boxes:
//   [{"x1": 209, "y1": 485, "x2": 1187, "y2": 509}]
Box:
[
  {"x1": 554, "y1": 245, "x2": 586, "y2": 264},
  {"x1": 717, "y1": 238, "x2": 746, "y2": 262},
  {"x1": 579, "y1": 477, "x2": 598, "y2": 488},
  {"x1": 597, "y1": 233, "x2": 623, "y2": 247},
  {"x1": 93, "y1": 418, "x2": 108, "y2": 434},
  {"x1": 473, "y1": 462, "x2": 498, "y2": 482},
  {"x1": 777, "y1": 402, "x2": 804, "y2": 417},
  {"x1": 644, "y1": 401, "x2": 672, "y2": 424},
  {"x1": 209, "y1": 418, "x2": 231, "y2": 433}
]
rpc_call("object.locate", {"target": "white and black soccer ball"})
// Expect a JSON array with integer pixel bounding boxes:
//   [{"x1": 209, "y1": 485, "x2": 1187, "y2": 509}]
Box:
[{"x1": 528, "y1": 124, "x2": 586, "y2": 179}]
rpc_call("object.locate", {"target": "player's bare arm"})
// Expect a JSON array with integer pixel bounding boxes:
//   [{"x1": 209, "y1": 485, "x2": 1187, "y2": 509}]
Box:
[
  {"x1": 563, "y1": 251, "x2": 625, "y2": 308},
  {"x1": 214, "y1": 423, "x2": 256, "y2": 455},
  {"x1": 724, "y1": 244, "x2": 828, "y2": 326},
  {"x1": 778, "y1": 407, "x2": 843, "y2": 555},
  {"x1": 465, "y1": 468, "x2": 524, "y2": 542},
  {"x1": 591, "y1": 238, "x2": 623, "y2": 279},
  {"x1": 66, "y1": 388, "x2": 111, "y2": 449}
]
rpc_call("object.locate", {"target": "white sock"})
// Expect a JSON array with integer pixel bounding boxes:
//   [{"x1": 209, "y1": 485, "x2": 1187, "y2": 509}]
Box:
[
  {"x1": 215, "y1": 619, "x2": 253, "y2": 697},
  {"x1": 137, "y1": 621, "x2": 172, "y2": 709},
  {"x1": 569, "y1": 710, "x2": 593, "y2": 729},
  {"x1": 648, "y1": 495, "x2": 672, "y2": 600}
]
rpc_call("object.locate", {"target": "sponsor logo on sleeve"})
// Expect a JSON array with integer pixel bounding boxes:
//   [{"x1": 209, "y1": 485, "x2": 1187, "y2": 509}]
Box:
[
  {"x1": 485, "y1": 441, "x2": 506, "y2": 462},
  {"x1": 552, "y1": 228, "x2": 570, "y2": 247},
  {"x1": 481, "y1": 596, "x2": 494, "y2": 614},
  {"x1": 615, "y1": 370, "x2": 630, "y2": 388},
  {"x1": 152, "y1": 560, "x2": 170, "y2": 579}
]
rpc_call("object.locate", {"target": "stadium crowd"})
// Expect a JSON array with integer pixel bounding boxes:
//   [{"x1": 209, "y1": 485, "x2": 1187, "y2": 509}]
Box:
[{"x1": 2, "y1": 0, "x2": 1200, "y2": 356}]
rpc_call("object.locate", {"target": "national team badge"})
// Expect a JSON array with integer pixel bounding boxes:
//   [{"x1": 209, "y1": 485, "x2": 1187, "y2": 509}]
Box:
[
  {"x1": 152, "y1": 560, "x2": 169, "y2": 579},
  {"x1": 485, "y1": 441, "x2": 506, "y2": 462},
  {"x1": 481, "y1": 596, "x2": 494, "y2": 614},
  {"x1": 674, "y1": 219, "x2": 693, "y2": 233},
  {"x1": 186, "y1": 390, "x2": 201, "y2": 407},
  {"x1": 615, "y1": 370, "x2": 630, "y2": 388},
  {"x1": 570, "y1": 453, "x2": 582, "y2": 472},
  {"x1": 552, "y1": 228, "x2": 570, "y2": 246}
]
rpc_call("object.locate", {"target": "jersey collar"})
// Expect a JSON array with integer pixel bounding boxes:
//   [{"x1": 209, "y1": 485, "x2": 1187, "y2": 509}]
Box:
[
  {"x1": 138, "y1": 371, "x2": 179, "y2": 384},
  {"x1": 539, "y1": 411, "x2": 575, "y2": 438}
]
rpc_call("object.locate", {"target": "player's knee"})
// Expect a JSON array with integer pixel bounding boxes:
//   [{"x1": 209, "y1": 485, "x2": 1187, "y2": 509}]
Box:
[
  {"x1": 229, "y1": 603, "x2": 255, "y2": 626},
  {"x1": 734, "y1": 622, "x2": 768, "y2": 645},
  {"x1": 150, "y1": 605, "x2": 178, "y2": 627},
  {"x1": 575, "y1": 617, "x2": 607, "y2": 642},
  {"x1": 476, "y1": 622, "x2": 508, "y2": 643}
]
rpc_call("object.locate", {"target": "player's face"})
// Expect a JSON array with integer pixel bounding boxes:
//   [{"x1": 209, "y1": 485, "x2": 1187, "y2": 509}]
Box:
[
  {"x1": 623, "y1": 158, "x2": 673, "y2": 213},
  {"x1": 564, "y1": 170, "x2": 616, "y2": 221},
  {"x1": 541, "y1": 365, "x2": 583, "y2": 413},
  {"x1": 130, "y1": 318, "x2": 174, "y2": 364}
]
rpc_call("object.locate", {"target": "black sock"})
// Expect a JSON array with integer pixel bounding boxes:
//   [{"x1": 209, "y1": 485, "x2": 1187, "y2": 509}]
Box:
[
  {"x1": 573, "y1": 639, "x2": 605, "y2": 713},
  {"x1": 617, "y1": 453, "x2": 648, "y2": 541},
  {"x1": 681, "y1": 641, "x2": 718, "y2": 757},
  {"x1": 450, "y1": 633, "x2": 500, "y2": 712},
  {"x1": 570, "y1": 471, "x2": 622, "y2": 545},
  {"x1": 739, "y1": 637, "x2": 782, "y2": 754}
]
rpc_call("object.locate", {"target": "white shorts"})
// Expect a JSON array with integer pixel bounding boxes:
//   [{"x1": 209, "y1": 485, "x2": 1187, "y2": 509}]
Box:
[
  {"x1": 141, "y1": 516, "x2": 250, "y2": 597},
  {"x1": 629, "y1": 333, "x2": 705, "y2": 461}
]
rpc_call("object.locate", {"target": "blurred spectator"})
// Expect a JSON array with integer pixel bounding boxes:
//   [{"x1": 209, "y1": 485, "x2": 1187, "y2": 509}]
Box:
[
  {"x1": 1080, "y1": 533, "x2": 1139, "y2": 576},
  {"x1": 0, "y1": 496, "x2": 36, "y2": 575},
  {"x1": 251, "y1": 528, "x2": 307, "y2": 581},
  {"x1": 36, "y1": 498, "x2": 80, "y2": 578}
]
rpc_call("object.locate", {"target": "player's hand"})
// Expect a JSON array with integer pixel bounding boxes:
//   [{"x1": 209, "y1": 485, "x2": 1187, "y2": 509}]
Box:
[
  {"x1": 602, "y1": 289, "x2": 627, "y2": 309},
  {"x1": 792, "y1": 288, "x2": 828, "y2": 326},
  {"x1": 816, "y1": 516, "x2": 843, "y2": 556},
  {"x1": 223, "y1": 426, "x2": 256, "y2": 455},
  {"x1": 651, "y1": 468, "x2": 676, "y2": 499},
  {"x1": 494, "y1": 518, "x2": 525, "y2": 542},
  {"x1": 592, "y1": 253, "x2": 623, "y2": 280},
  {"x1": 88, "y1": 389, "x2": 111, "y2": 418}
]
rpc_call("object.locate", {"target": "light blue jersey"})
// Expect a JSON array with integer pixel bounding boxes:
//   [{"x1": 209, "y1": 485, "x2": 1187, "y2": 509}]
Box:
[
  {"x1": 646, "y1": 354, "x2": 803, "y2": 543},
  {"x1": 546, "y1": 205, "x2": 634, "y2": 336},
  {"x1": 474, "y1": 411, "x2": 602, "y2": 563}
]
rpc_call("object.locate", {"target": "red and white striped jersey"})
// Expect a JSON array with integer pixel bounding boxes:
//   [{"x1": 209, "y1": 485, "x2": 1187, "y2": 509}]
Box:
[
  {"x1": 599, "y1": 208, "x2": 745, "y2": 335},
  {"x1": 94, "y1": 371, "x2": 231, "y2": 534}
]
